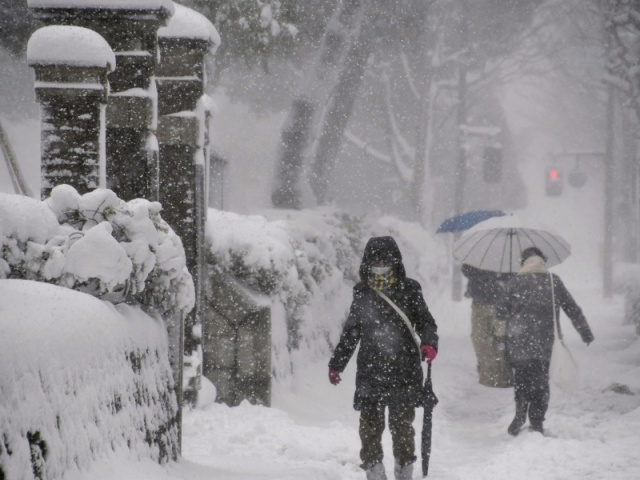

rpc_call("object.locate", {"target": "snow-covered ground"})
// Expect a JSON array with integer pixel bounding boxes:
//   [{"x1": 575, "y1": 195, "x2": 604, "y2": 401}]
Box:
[{"x1": 62, "y1": 281, "x2": 640, "y2": 480}]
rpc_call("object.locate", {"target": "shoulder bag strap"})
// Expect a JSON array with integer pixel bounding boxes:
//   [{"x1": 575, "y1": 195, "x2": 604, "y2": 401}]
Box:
[
  {"x1": 375, "y1": 290, "x2": 421, "y2": 350},
  {"x1": 549, "y1": 272, "x2": 563, "y2": 342}
]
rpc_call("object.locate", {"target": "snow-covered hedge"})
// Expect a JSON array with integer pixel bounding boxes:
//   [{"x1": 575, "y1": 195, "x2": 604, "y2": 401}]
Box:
[
  {"x1": 0, "y1": 186, "x2": 194, "y2": 316},
  {"x1": 205, "y1": 207, "x2": 449, "y2": 380},
  {"x1": 0, "y1": 188, "x2": 193, "y2": 476},
  {"x1": 0, "y1": 279, "x2": 179, "y2": 480}
]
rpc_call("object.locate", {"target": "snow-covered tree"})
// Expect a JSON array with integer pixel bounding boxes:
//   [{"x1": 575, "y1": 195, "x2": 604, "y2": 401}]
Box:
[
  {"x1": 360, "y1": 0, "x2": 544, "y2": 224},
  {"x1": 184, "y1": 0, "x2": 303, "y2": 74},
  {"x1": 0, "y1": 0, "x2": 38, "y2": 55},
  {"x1": 271, "y1": 0, "x2": 544, "y2": 222}
]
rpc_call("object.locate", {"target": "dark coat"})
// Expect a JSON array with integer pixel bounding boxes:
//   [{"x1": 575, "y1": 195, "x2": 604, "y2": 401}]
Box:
[
  {"x1": 328, "y1": 236, "x2": 439, "y2": 410},
  {"x1": 461, "y1": 264, "x2": 512, "y2": 307},
  {"x1": 496, "y1": 272, "x2": 594, "y2": 363}
]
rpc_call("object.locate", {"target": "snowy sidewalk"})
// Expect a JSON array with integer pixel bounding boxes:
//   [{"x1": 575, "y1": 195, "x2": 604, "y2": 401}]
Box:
[{"x1": 67, "y1": 293, "x2": 640, "y2": 480}]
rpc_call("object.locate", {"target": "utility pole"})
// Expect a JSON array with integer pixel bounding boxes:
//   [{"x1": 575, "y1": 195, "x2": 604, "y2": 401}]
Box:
[
  {"x1": 452, "y1": 0, "x2": 469, "y2": 302},
  {"x1": 410, "y1": 68, "x2": 432, "y2": 224},
  {"x1": 603, "y1": 83, "x2": 615, "y2": 298}
]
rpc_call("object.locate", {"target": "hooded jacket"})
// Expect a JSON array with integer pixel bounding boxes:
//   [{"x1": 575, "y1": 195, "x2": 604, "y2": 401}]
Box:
[
  {"x1": 328, "y1": 236, "x2": 439, "y2": 410},
  {"x1": 461, "y1": 263, "x2": 512, "y2": 307},
  {"x1": 496, "y1": 256, "x2": 594, "y2": 363}
]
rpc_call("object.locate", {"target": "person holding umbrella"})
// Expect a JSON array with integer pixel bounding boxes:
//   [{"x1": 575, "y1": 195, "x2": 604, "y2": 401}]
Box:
[
  {"x1": 461, "y1": 264, "x2": 513, "y2": 388},
  {"x1": 328, "y1": 236, "x2": 439, "y2": 480},
  {"x1": 496, "y1": 246, "x2": 595, "y2": 436}
]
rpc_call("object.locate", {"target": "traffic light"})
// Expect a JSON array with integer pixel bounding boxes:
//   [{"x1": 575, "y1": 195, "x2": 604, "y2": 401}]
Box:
[
  {"x1": 483, "y1": 146, "x2": 503, "y2": 183},
  {"x1": 546, "y1": 166, "x2": 562, "y2": 196},
  {"x1": 568, "y1": 167, "x2": 587, "y2": 188}
]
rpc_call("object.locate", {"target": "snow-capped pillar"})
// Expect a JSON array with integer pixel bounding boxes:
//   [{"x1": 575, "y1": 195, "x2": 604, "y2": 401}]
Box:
[
  {"x1": 28, "y1": 0, "x2": 175, "y2": 202},
  {"x1": 156, "y1": 4, "x2": 220, "y2": 406},
  {"x1": 27, "y1": 26, "x2": 114, "y2": 199}
]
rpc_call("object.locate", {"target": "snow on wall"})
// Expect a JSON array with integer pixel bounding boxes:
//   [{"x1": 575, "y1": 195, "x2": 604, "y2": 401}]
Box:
[
  {"x1": 27, "y1": 26, "x2": 115, "y2": 71},
  {"x1": 0, "y1": 279, "x2": 179, "y2": 480}
]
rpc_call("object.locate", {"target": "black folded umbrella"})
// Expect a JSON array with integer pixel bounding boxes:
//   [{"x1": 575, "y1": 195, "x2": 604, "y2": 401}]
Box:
[{"x1": 422, "y1": 363, "x2": 438, "y2": 477}]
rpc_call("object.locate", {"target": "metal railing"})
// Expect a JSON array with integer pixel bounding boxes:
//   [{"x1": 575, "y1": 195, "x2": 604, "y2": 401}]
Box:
[{"x1": 0, "y1": 118, "x2": 32, "y2": 197}]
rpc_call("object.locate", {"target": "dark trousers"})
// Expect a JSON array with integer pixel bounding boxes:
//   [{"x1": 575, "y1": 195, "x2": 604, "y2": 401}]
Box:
[
  {"x1": 512, "y1": 359, "x2": 550, "y2": 424},
  {"x1": 359, "y1": 403, "x2": 416, "y2": 469}
]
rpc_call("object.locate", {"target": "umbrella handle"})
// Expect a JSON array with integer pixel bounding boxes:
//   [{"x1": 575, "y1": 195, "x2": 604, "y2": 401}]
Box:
[{"x1": 421, "y1": 360, "x2": 432, "y2": 380}]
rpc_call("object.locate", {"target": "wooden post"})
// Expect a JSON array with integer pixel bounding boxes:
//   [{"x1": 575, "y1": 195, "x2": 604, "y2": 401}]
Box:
[{"x1": 603, "y1": 84, "x2": 615, "y2": 298}]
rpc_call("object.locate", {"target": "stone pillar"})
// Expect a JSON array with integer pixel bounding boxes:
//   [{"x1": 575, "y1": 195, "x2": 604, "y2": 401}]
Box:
[
  {"x1": 29, "y1": 0, "x2": 174, "y2": 202},
  {"x1": 27, "y1": 25, "x2": 114, "y2": 199},
  {"x1": 198, "y1": 94, "x2": 227, "y2": 210},
  {"x1": 155, "y1": 4, "x2": 220, "y2": 405},
  {"x1": 204, "y1": 269, "x2": 272, "y2": 407}
]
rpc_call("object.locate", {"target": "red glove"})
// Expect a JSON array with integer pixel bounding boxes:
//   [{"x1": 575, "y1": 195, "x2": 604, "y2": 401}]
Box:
[
  {"x1": 328, "y1": 368, "x2": 341, "y2": 385},
  {"x1": 421, "y1": 345, "x2": 437, "y2": 364}
]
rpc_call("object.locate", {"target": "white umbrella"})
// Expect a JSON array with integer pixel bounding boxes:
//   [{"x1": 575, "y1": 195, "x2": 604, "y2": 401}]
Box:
[{"x1": 452, "y1": 214, "x2": 571, "y2": 273}]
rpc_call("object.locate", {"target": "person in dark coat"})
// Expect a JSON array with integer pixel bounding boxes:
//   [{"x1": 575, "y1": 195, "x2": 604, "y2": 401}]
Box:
[
  {"x1": 461, "y1": 264, "x2": 513, "y2": 387},
  {"x1": 328, "y1": 236, "x2": 439, "y2": 480},
  {"x1": 496, "y1": 247, "x2": 594, "y2": 436}
]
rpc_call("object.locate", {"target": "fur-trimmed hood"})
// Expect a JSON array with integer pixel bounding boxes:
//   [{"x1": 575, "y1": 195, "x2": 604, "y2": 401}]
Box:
[{"x1": 517, "y1": 255, "x2": 548, "y2": 275}]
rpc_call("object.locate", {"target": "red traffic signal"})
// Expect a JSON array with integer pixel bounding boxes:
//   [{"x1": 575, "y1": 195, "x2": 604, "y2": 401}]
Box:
[{"x1": 546, "y1": 166, "x2": 562, "y2": 196}]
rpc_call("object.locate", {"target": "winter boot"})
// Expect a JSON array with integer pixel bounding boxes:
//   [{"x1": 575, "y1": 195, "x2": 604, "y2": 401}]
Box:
[
  {"x1": 365, "y1": 462, "x2": 387, "y2": 480},
  {"x1": 507, "y1": 401, "x2": 528, "y2": 436},
  {"x1": 529, "y1": 420, "x2": 544, "y2": 435},
  {"x1": 394, "y1": 462, "x2": 413, "y2": 480}
]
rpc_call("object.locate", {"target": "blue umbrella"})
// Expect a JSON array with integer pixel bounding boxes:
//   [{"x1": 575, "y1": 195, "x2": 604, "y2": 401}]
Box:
[{"x1": 436, "y1": 210, "x2": 505, "y2": 233}]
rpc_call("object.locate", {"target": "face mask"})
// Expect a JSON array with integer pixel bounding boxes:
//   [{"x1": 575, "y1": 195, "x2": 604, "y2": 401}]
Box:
[{"x1": 371, "y1": 266, "x2": 391, "y2": 275}]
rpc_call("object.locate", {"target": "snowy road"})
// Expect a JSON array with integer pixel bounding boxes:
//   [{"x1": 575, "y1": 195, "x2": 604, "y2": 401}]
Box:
[{"x1": 75, "y1": 291, "x2": 640, "y2": 480}]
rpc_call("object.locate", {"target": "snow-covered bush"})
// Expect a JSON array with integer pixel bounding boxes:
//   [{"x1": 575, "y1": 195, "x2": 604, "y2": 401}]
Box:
[
  {"x1": 206, "y1": 208, "x2": 357, "y2": 379},
  {"x1": 0, "y1": 280, "x2": 178, "y2": 480},
  {"x1": 0, "y1": 186, "x2": 194, "y2": 316},
  {"x1": 205, "y1": 207, "x2": 449, "y2": 380}
]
